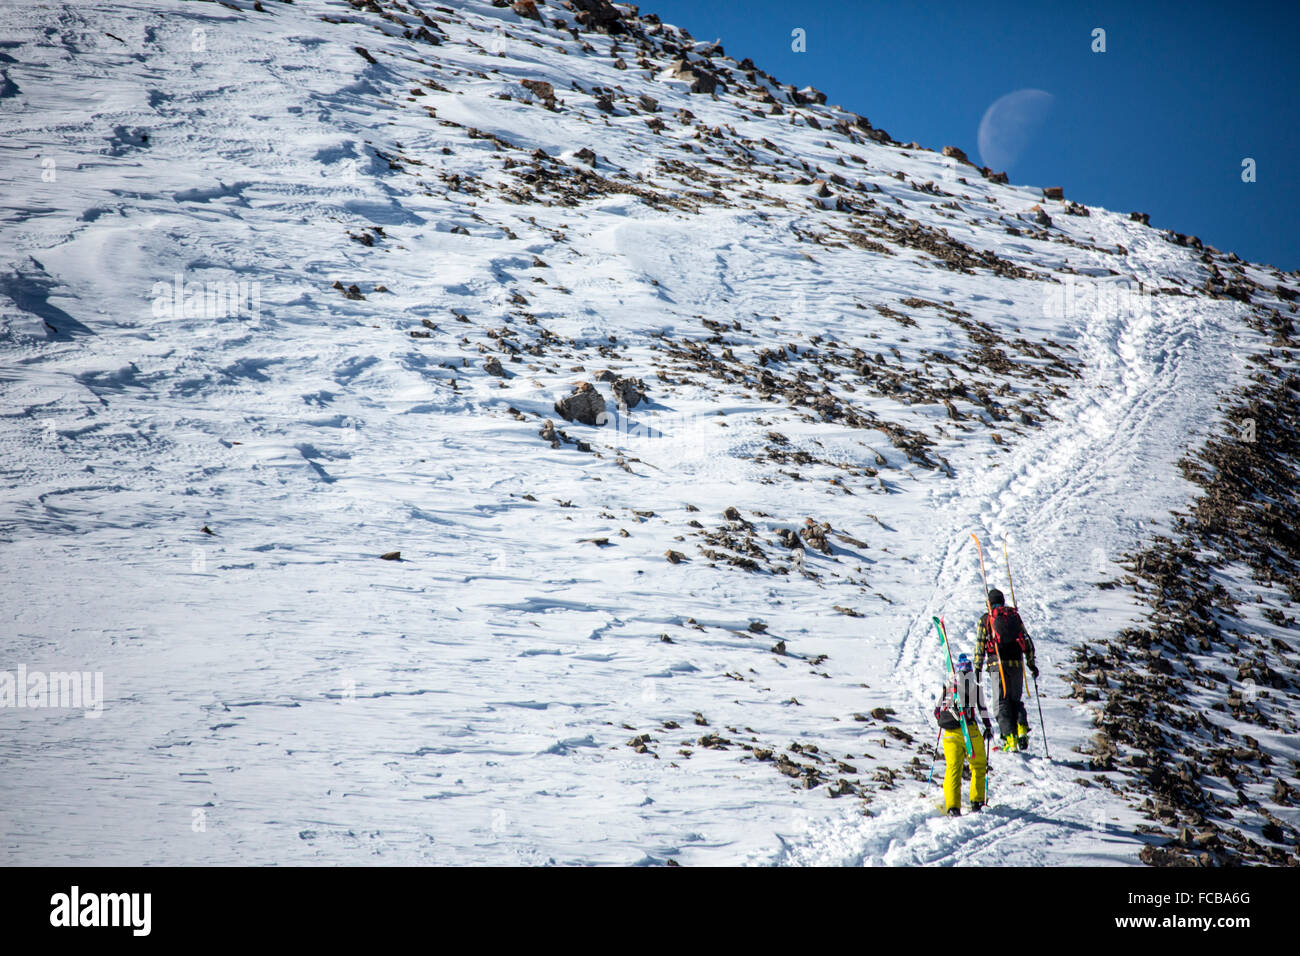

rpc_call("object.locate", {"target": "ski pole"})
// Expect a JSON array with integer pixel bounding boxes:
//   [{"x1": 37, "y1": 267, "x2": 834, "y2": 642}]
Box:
[
  {"x1": 1032, "y1": 670, "x2": 1050, "y2": 759},
  {"x1": 984, "y1": 733, "x2": 991, "y2": 806},
  {"x1": 927, "y1": 728, "x2": 942, "y2": 784}
]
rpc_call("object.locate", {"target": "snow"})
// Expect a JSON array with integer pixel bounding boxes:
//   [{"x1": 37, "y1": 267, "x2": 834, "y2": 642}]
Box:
[{"x1": 0, "y1": 0, "x2": 1294, "y2": 866}]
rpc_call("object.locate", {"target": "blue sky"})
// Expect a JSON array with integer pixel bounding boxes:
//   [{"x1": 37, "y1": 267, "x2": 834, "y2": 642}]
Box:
[{"x1": 643, "y1": 0, "x2": 1300, "y2": 271}]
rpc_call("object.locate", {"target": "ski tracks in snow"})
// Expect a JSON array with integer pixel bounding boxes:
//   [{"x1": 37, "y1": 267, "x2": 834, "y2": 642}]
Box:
[{"x1": 781, "y1": 213, "x2": 1243, "y2": 866}]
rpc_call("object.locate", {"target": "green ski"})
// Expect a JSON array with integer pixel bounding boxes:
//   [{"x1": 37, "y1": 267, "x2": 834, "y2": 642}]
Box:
[{"x1": 933, "y1": 615, "x2": 973, "y2": 757}]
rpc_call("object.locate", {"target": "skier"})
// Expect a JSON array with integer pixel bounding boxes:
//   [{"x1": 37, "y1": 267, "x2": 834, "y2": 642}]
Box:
[
  {"x1": 934, "y1": 652, "x2": 992, "y2": 816},
  {"x1": 973, "y1": 588, "x2": 1038, "y2": 752}
]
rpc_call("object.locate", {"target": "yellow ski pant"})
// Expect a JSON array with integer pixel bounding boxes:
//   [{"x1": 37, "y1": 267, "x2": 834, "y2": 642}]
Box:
[{"x1": 943, "y1": 727, "x2": 986, "y2": 811}]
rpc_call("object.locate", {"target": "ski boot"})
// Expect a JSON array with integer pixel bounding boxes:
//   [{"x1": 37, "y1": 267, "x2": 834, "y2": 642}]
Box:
[
  {"x1": 970, "y1": 801, "x2": 984, "y2": 813},
  {"x1": 947, "y1": 806, "x2": 962, "y2": 817},
  {"x1": 1017, "y1": 723, "x2": 1030, "y2": 752},
  {"x1": 1003, "y1": 733, "x2": 1018, "y2": 752}
]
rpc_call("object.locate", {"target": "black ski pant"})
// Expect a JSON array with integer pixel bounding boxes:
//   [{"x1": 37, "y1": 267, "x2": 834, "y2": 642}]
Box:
[{"x1": 992, "y1": 658, "x2": 1029, "y2": 737}]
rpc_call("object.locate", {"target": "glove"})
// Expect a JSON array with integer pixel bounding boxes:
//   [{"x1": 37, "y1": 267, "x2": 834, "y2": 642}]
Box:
[
  {"x1": 983, "y1": 721, "x2": 993, "y2": 739},
  {"x1": 1030, "y1": 664, "x2": 1040, "y2": 679}
]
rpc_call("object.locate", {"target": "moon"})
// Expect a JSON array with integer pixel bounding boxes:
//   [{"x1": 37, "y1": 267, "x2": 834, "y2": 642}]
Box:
[{"x1": 977, "y1": 89, "x2": 1055, "y2": 172}]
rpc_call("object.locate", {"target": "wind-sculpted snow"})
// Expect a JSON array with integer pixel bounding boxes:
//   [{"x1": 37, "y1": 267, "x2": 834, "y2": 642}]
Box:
[{"x1": 0, "y1": 0, "x2": 1296, "y2": 866}]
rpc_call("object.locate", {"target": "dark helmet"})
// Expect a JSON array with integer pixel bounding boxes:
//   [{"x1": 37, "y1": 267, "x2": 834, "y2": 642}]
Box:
[
  {"x1": 987, "y1": 588, "x2": 1005, "y2": 607},
  {"x1": 956, "y1": 653, "x2": 973, "y2": 673}
]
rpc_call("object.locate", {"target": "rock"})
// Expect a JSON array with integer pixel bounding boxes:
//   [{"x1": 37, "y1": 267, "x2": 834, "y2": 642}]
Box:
[
  {"x1": 638, "y1": 93, "x2": 659, "y2": 112},
  {"x1": 748, "y1": 620, "x2": 768, "y2": 633},
  {"x1": 668, "y1": 57, "x2": 721, "y2": 94},
  {"x1": 829, "y1": 779, "x2": 855, "y2": 798},
  {"x1": 812, "y1": 178, "x2": 832, "y2": 198},
  {"x1": 798, "y1": 85, "x2": 827, "y2": 104},
  {"x1": 665, "y1": 549, "x2": 685, "y2": 564},
  {"x1": 775, "y1": 755, "x2": 802, "y2": 777},
  {"x1": 354, "y1": 46, "x2": 377, "y2": 65},
  {"x1": 1129, "y1": 211, "x2": 1151, "y2": 225},
  {"x1": 520, "y1": 79, "x2": 555, "y2": 105},
  {"x1": 941, "y1": 145, "x2": 974, "y2": 166},
  {"x1": 612, "y1": 376, "x2": 647, "y2": 408},
  {"x1": 554, "y1": 383, "x2": 606, "y2": 425},
  {"x1": 483, "y1": 356, "x2": 506, "y2": 377},
  {"x1": 511, "y1": 0, "x2": 541, "y2": 21},
  {"x1": 800, "y1": 518, "x2": 833, "y2": 554},
  {"x1": 1043, "y1": 186, "x2": 1065, "y2": 200},
  {"x1": 980, "y1": 166, "x2": 1008, "y2": 184},
  {"x1": 1140, "y1": 845, "x2": 1194, "y2": 867},
  {"x1": 1034, "y1": 207, "x2": 1052, "y2": 227},
  {"x1": 1261, "y1": 822, "x2": 1285, "y2": 843},
  {"x1": 571, "y1": 0, "x2": 626, "y2": 33},
  {"x1": 380, "y1": 551, "x2": 401, "y2": 561},
  {"x1": 574, "y1": 147, "x2": 597, "y2": 165},
  {"x1": 539, "y1": 418, "x2": 560, "y2": 448}
]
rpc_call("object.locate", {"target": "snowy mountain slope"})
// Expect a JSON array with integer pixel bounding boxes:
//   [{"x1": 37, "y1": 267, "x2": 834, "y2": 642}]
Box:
[{"x1": 0, "y1": 0, "x2": 1297, "y2": 866}]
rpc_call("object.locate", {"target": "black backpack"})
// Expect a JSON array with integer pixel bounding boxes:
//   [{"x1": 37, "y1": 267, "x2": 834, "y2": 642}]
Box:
[{"x1": 984, "y1": 605, "x2": 1027, "y2": 659}]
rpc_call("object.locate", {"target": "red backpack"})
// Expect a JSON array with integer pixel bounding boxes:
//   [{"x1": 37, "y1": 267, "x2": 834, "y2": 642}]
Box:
[{"x1": 984, "y1": 605, "x2": 1027, "y2": 658}]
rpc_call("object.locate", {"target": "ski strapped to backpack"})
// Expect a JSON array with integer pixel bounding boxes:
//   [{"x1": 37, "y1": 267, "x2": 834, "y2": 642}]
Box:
[
  {"x1": 971, "y1": 534, "x2": 1007, "y2": 696},
  {"x1": 933, "y1": 615, "x2": 972, "y2": 757},
  {"x1": 1003, "y1": 536, "x2": 1050, "y2": 759}
]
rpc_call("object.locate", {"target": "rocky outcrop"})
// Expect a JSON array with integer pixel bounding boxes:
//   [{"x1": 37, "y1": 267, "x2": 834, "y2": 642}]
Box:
[
  {"x1": 554, "y1": 382, "x2": 607, "y2": 425},
  {"x1": 612, "y1": 376, "x2": 647, "y2": 409},
  {"x1": 511, "y1": 0, "x2": 541, "y2": 22},
  {"x1": 571, "y1": 0, "x2": 626, "y2": 34},
  {"x1": 941, "y1": 145, "x2": 974, "y2": 166},
  {"x1": 520, "y1": 78, "x2": 556, "y2": 107},
  {"x1": 668, "y1": 57, "x2": 723, "y2": 94}
]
